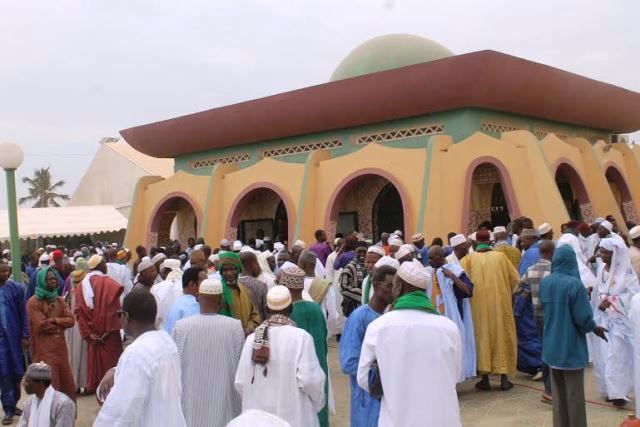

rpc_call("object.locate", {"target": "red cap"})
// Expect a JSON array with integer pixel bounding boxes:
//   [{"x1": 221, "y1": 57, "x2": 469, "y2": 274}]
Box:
[
  {"x1": 476, "y1": 230, "x2": 491, "y2": 243},
  {"x1": 51, "y1": 250, "x2": 64, "y2": 262}
]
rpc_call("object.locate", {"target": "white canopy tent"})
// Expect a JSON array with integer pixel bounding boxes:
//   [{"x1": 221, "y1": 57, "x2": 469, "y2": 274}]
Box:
[{"x1": 0, "y1": 205, "x2": 127, "y2": 241}]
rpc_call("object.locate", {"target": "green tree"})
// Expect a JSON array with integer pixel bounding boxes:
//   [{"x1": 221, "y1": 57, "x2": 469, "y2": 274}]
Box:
[{"x1": 19, "y1": 167, "x2": 70, "y2": 207}]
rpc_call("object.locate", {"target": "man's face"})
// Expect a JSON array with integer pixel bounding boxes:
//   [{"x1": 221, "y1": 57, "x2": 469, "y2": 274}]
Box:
[
  {"x1": 454, "y1": 242, "x2": 469, "y2": 258},
  {"x1": 381, "y1": 233, "x2": 389, "y2": 245},
  {"x1": 598, "y1": 248, "x2": 613, "y2": 266},
  {"x1": 0, "y1": 265, "x2": 9, "y2": 284},
  {"x1": 389, "y1": 245, "x2": 400, "y2": 256},
  {"x1": 140, "y1": 267, "x2": 158, "y2": 284},
  {"x1": 428, "y1": 251, "x2": 445, "y2": 269},
  {"x1": 364, "y1": 253, "x2": 380, "y2": 274},
  {"x1": 520, "y1": 237, "x2": 534, "y2": 250},
  {"x1": 580, "y1": 228, "x2": 591, "y2": 238},
  {"x1": 391, "y1": 278, "x2": 404, "y2": 301},
  {"x1": 221, "y1": 265, "x2": 239, "y2": 286},
  {"x1": 188, "y1": 238, "x2": 195, "y2": 248},
  {"x1": 356, "y1": 248, "x2": 367, "y2": 263},
  {"x1": 267, "y1": 256, "x2": 276, "y2": 272},
  {"x1": 23, "y1": 377, "x2": 38, "y2": 395},
  {"x1": 597, "y1": 225, "x2": 610, "y2": 239},
  {"x1": 277, "y1": 253, "x2": 290, "y2": 268},
  {"x1": 373, "y1": 274, "x2": 394, "y2": 305},
  {"x1": 414, "y1": 238, "x2": 424, "y2": 249},
  {"x1": 190, "y1": 258, "x2": 205, "y2": 270},
  {"x1": 46, "y1": 270, "x2": 58, "y2": 291}
]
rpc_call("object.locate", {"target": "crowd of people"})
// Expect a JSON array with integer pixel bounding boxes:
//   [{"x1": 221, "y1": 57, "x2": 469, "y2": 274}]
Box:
[{"x1": 0, "y1": 215, "x2": 640, "y2": 426}]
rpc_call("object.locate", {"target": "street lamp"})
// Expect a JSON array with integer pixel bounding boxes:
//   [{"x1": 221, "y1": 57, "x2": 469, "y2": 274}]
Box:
[{"x1": 0, "y1": 142, "x2": 23, "y2": 283}]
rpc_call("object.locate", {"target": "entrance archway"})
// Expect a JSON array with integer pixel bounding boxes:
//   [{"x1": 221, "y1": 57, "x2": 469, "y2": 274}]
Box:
[
  {"x1": 148, "y1": 194, "x2": 199, "y2": 249},
  {"x1": 227, "y1": 186, "x2": 291, "y2": 245},
  {"x1": 464, "y1": 161, "x2": 517, "y2": 234},
  {"x1": 326, "y1": 172, "x2": 407, "y2": 242},
  {"x1": 606, "y1": 165, "x2": 639, "y2": 224},
  {"x1": 554, "y1": 162, "x2": 592, "y2": 222}
]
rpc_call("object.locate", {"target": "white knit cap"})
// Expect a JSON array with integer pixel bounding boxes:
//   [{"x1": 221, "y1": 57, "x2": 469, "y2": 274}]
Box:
[
  {"x1": 395, "y1": 244, "x2": 414, "y2": 260},
  {"x1": 630, "y1": 225, "x2": 640, "y2": 240},
  {"x1": 493, "y1": 226, "x2": 507, "y2": 234},
  {"x1": 151, "y1": 253, "x2": 166, "y2": 264},
  {"x1": 274, "y1": 242, "x2": 285, "y2": 252},
  {"x1": 537, "y1": 223, "x2": 552, "y2": 235},
  {"x1": 161, "y1": 259, "x2": 181, "y2": 271},
  {"x1": 393, "y1": 230, "x2": 403, "y2": 237},
  {"x1": 138, "y1": 258, "x2": 155, "y2": 272},
  {"x1": 294, "y1": 240, "x2": 306, "y2": 249},
  {"x1": 469, "y1": 232, "x2": 477, "y2": 242},
  {"x1": 233, "y1": 241, "x2": 242, "y2": 251},
  {"x1": 367, "y1": 246, "x2": 385, "y2": 257},
  {"x1": 374, "y1": 256, "x2": 400, "y2": 269},
  {"x1": 267, "y1": 285, "x2": 292, "y2": 311},
  {"x1": 199, "y1": 279, "x2": 223, "y2": 295},
  {"x1": 208, "y1": 254, "x2": 219, "y2": 263},
  {"x1": 240, "y1": 246, "x2": 254, "y2": 253},
  {"x1": 87, "y1": 254, "x2": 103, "y2": 270},
  {"x1": 220, "y1": 239, "x2": 231, "y2": 247},
  {"x1": 397, "y1": 262, "x2": 429, "y2": 289},
  {"x1": 388, "y1": 236, "x2": 403, "y2": 247},
  {"x1": 194, "y1": 244, "x2": 204, "y2": 250},
  {"x1": 450, "y1": 234, "x2": 466, "y2": 247},
  {"x1": 600, "y1": 220, "x2": 613, "y2": 232}
]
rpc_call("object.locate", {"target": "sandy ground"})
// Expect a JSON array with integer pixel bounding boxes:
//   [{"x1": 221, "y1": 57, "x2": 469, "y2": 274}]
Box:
[{"x1": 5, "y1": 337, "x2": 633, "y2": 426}]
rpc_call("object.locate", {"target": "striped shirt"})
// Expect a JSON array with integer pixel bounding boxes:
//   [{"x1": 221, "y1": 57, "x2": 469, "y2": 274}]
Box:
[
  {"x1": 239, "y1": 276, "x2": 268, "y2": 322},
  {"x1": 172, "y1": 314, "x2": 245, "y2": 427},
  {"x1": 515, "y1": 259, "x2": 551, "y2": 322}
]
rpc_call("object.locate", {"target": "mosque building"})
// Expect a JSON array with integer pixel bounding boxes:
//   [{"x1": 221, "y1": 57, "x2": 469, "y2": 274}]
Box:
[{"x1": 121, "y1": 34, "x2": 640, "y2": 249}]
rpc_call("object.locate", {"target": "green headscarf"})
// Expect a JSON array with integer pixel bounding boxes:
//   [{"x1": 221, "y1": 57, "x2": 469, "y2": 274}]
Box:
[
  {"x1": 392, "y1": 290, "x2": 440, "y2": 315},
  {"x1": 36, "y1": 266, "x2": 59, "y2": 302},
  {"x1": 218, "y1": 251, "x2": 243, "y2": 318}
]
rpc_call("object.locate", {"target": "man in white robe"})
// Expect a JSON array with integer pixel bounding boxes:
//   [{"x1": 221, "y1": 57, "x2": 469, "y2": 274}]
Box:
[
  {"x1": 172, "y1": 279, "x2": 244, "y2": 427},
  {"x1": 357, "y1": 262, "x2": 462, "y2": 427},
  {"x1": 629, "y1": 226, "x2": 640, "y2": 279},
  {"x1": 150, "y1": 259, "x2": 184, "y2": 329},
  {"x1": 18, "y1": 362, "x2": 75, "y2": 427},
  {"x1": 235, "y1": 286, "x2": 325, "y2": 427},
  {"x1": 105, "y1": 249, "x2": 133, "y2": 302},
  {"x1": 94, "y1": 291, "x2": 186, "y2": 427},
  {"x1": 445, "y1": 234, "x2": 468, "y2": 266},
  {"x1": 592, "y1": 237, "x2": 640, "y2": 407}
]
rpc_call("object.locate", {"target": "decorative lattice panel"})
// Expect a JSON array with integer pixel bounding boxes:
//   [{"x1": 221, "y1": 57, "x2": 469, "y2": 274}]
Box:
[
  {"x1": 473, "y1": 164, "x2": 500, "y2": 185},
  {"x1": 480, "y1": 122, "x2": 524, "y2": 134},
  {"x1": 534, "y1": 129, "x2": 569, "y2": 141},
  {"x1": 354, "y1": 124, "x2": 444, "y2": 145},
  {"x1": 262, "y1": 139, "x2": 343, "y2": 158},
  {"x1": 191, "y1": 153, "x2": 252, "y2": 169}
]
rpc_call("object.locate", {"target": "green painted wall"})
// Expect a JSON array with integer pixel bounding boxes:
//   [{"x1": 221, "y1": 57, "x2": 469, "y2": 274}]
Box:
[{"x1": 173, "y1": 108, "x2": 611, "y2": 174}]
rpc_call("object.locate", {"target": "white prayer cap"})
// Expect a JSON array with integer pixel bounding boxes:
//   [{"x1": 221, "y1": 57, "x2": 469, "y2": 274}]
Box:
[
  {"x1": 600, "y1": 220, "x2": 613, "y2": 232},
  {"x1": 593, "y1": 217, "x2": 605, "y2": 224},
  {"x1": 220, "y1": 239, "x2": 231, "y2": 247},
  {"x1": 87, "y1": 254, "x2": 103, "y2": 270},
  {"x1": 450, "y1": 234, "x2": 466, "y2": 247},
  {"x1": 334, "y1": 238, "x2": 342, "y2": 246},
  {"x1": 233, "y1": 241, "x2": 242, "y2": 251},
  {"x1": 199, "y1": 278, "x2": 223, "y2": 295},
  {"x1": 1, "y1": 249, "x2": 9, "y2": 255},
  {"x1": 537, "y1": 223, "x2": 552, "y2": 235},
  {"x1": 72, "y1": 251, "x2": 83, "y2": 259},
  {"x1": 227, "y1": 409, "x2": 292, "y2": 427},
  {"x1": 599, "y1": 238, "x2": 616, "y2": 252},
  {"x1": 395, "y1": 244, "x2": 414, "y2": 260},
  {"x1": 493, "y1": 226, "x2": 507, "y2": 234},
  {"x1": 49, "y1": 245, "x2": 57, "y2": 249},
  {"x1": 367, "y1": 246, "x2": 385, "y2": 257},
  {"x1": 388, "y1": 236, "x2": 403, "y2": 247},
  {"x1": 208, "y1": 254, "x2": 219, "y2": 263},
  {"x1": 629, "y1": 225, "x2": 640, "y2": 240},
  {"x1": 397, "y1": 262, "x2": 429, "y2": 290},
  {"x1": 267, "y1": 285, "x2": 292, "y2": 311},
  {"x1": 151, "y1": 253, "x2": 166, "y2": 264},
  {"x1": 161, "y1": 259, "x2": 181, "y2": 271},
  {"x1": 393, "y1": 230, "x2": 403, "y2": 237},
  {"x1": 374, "y1": 255, "x2": 400, "y2": 269},
  {"x1": 274, "y1": 242, "x2": 285, "y2": 252},
  {"x1": 111, "y1": 243, "x2": 118, "y2": 248},
  {"x1": 280, "y1": 261, "x2": 297, "y2": 270},
  {"x1": 294, "y1": 240, "x2": 306, "y2": 249},
  {"x1": 138, "y1": 258, "x2": 155, "y2": 272},
  {"x1": 469, "y1": 232, "x2": 477, "y2": 242},
  {"x1": 240, "y1": 246, "x2": 254, "y2": 253},
  {"x1": 194, "y1": 244, "x2": 204, "y2": 251}
]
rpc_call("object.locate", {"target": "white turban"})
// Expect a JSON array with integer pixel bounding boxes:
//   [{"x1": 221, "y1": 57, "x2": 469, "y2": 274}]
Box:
[
  {"x1": 151, "y1": 253, "x2": 166, "y2": 264},
  {"x1": 395, "y1": 244, "x2": 414, "y2": 261},
  {"x1": 367, "y1": 246, "x2": 385, "y2": 257}
]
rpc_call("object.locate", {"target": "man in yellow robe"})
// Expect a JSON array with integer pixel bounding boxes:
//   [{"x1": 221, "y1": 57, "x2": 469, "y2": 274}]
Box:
[
  {"x1": 493, "y1": 226, "x2": 522, "y2": 269},
  {"x1": 461, "y1": 229, "x2": 520, "y2": 391},
  {"x1": 218, "y1": 252, "x2": 261, "y2": 335}
]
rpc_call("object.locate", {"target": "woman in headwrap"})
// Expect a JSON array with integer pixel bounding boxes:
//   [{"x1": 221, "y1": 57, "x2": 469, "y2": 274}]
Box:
[
  {"x1": 65, "y1": 258, "x2": 89, "y2": 392},
  {"x1": 26, "y1": 267, "x2": 77, "y2": 401}
]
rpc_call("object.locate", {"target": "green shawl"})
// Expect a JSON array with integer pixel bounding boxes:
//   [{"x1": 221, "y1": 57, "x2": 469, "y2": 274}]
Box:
[
  {"x1": 36, "y1": 266, "x2": 59, "y2": 302},
  {"x1": 218, "y1": 251, "x2": 242, "y2": 318},
  {"x1": 393, "y1": 290, "x2": 439, "y2": 315},
  {"x1": 363, "y1": 275, "x2": 372, "y2": 305}
]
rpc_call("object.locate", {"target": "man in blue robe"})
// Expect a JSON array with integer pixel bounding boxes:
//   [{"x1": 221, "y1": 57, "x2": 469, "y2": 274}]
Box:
[
  {"x1": 0, "y1": 262, "x2": 29, "y2": 425},
  {"x1": 340, "y1": 264, "x2": 396, "y2": 427},
  {"x1": 515, "y1": 229, "x2": 542, "y2": 376}
]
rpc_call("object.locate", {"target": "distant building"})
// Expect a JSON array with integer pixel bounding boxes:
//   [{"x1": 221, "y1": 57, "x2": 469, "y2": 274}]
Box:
[
  {"x1": 69, "y1": 137, "x2": 173, "y2": 218},
  {"x1": 121, "y1": 34, "x2": 640, "y2": 249}
]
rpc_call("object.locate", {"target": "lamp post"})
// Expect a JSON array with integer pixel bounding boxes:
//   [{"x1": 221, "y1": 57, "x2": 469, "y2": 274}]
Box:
[{"x1": 0, "y1": 142, "x2": 24, "y2": 283}]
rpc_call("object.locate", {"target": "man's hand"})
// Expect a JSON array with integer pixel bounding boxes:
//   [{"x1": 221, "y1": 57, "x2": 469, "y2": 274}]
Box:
[
  {"x1": 441, "y1": 268, "x2": 456, "y2": 280},
  {"x1": 244, "y1": 328, "x2": 254, "y2": 338},
  {"x1": 599, "y1": 300, "x2": 611, "y2": 311},
  {"x1": 89, "y1": 333, "x2": 103, "y2": 343},
  {"x1": 97, "y1": 368, "x2": 116, "y2": 403},
  {"x1": 593, "y1": 326, "x2": 608, "y2": 342},
  {"x1": 21, "y1": 338, "x2": 29, "y2": 350}
]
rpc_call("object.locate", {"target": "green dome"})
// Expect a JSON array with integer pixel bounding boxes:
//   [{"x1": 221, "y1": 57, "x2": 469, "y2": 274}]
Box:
[{"x1": 330, "y1": 34, "x2": 453, "y2": 82}]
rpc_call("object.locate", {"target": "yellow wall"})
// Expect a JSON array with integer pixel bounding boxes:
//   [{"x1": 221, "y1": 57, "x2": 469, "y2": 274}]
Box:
[{"x1": 126, "y1": 132, "x2": 640, "y2": 250}]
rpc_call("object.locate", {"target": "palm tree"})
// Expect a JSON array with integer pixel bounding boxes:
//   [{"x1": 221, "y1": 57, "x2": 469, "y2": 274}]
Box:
[{"x1": 19, "y1": 167, "x2": 70, "y2": 207}]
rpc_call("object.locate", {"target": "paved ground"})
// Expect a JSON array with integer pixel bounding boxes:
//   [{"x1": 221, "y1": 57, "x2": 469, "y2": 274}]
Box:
[{"x1": 6, "y1": 338, "x2": 633, "y2": 426}]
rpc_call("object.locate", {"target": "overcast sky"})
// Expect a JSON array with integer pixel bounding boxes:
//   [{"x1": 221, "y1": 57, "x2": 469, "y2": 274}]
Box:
[{"x1": 0, "y1": 0, "x2": 638, "y2": 209}]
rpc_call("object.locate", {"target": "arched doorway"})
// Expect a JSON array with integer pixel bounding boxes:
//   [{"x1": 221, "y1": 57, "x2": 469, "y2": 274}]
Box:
[
  {"x1": 227, "y1": 187, "x2": 290, "y2": 245},
  {"x1": 555, "y1": 163, "x2": 592, "y2": 222},
  {"x1": 326, "y1": 173, "x2": 406, "y2": 242},
  {"x1": 466, "y1": 162, "x2": 515, "y2": 233},
  {"x1": 148, "y1": 195, "x2": 198, "y2": 249},
  {"x1": 606, "y1": 166, "x2": 639, "y2": 224}
]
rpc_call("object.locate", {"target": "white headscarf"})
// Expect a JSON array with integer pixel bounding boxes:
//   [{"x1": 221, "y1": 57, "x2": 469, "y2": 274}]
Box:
[
  {"x1": 257, "y1": 251, "x2": 276, "y2": 280},
  {"x1": 557, "y1": 233, "x2": 596, "y2": 289},
  {"x1": 598, "y1": 237, "x2": 640, "y2": 318}
]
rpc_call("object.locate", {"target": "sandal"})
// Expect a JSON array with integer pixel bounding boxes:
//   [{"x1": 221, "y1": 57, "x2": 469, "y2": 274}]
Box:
[
  {"x1": 2, "y1": 415, "x2": 13, "y2": 426},
  {"x1": 475, "y1": 379, "x2": 491, "y2": 391},
  {"x1": 541, "y1": 394, "x2": 552, "y2": 404},
  {"x1": 14, "y1": 408, "x2": 22, "y2": 416}
]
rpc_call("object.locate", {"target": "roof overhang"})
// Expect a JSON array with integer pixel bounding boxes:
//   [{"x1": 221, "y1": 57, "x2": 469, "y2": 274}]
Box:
[{"x1": 121, "y1": 50, "x2": 640, "y2": 158}]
